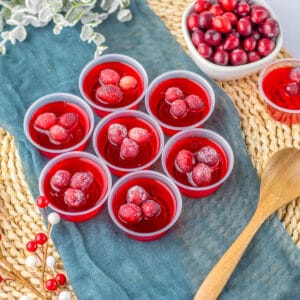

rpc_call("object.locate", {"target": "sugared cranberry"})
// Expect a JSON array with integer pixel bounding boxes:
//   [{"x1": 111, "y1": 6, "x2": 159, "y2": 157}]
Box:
[
  {"x1": 108, "y1": 123, "x2": 127, "y2": 146},
  {"x1": 194, "y1": 0, "x2": 211, "y2": 13},
  {"x1": 198, "y1": 43, "x2": 213, "y2": 58},
  {"x1": 34, "y1": 112, "x2": 57, "y2": 130},
  {"x1": 286, "y1": 83, "x2": 300, "y2": 96},
  {"x1": 237, "y1": 18, "x2": 252, "y2": 36},
  {"x1": 224, "y1": 35, "x2": 240, "y2": 51},
  {"x1": 141, "y1": 200, "x2": 161, "y2": 219},
  {"x1": 236, "y1": 1, "x2": 250, "y2": 16},
  {"x1": 99, "y1": 68, "x2": 120, "y2": 85},
  {"x1": 26, "y1": 241, "x2": 38, "y2": 252},
  {"x1": 45, "y1": 279, "x2": 58, "y2": 291},
  {"x1": 192, "y1": 29, "x2": 205, "y2": 48},
  {"x1": 223, "y1": 12, "x2": 238, "y2": 26},
  {"x1": 257, "y1": 38, "x2": 275, "y2": 57},
  {"x1": 175, "y1": 149, "x2": 196, "y2": 173},
  {"x1": 251, "y1": 5, "x2": 269, "y2": 24},
  {"x1": 197, "y1": 146, "x2": 220, "y2": 167},
  {"x1": 126, "y1": 185, "x2": 149, "y2": 206},
  {"x1": 260, "y1": 18, "x2": 279, "y2": 38},
  {"x1": 191, "y1": 163, "x2": 214, "y2": 186},
  {"x1": 118, "y1": 203, "x2": 142, "y2": 224},
  {"x1": 58, "y1": 112, "x2": 78, "y2": 130},
  {"x1": 70, "y1": 172, "x2": 93, "y2": 191},
  {"x1": 120, "y1": 138, "x2": 139, "y2": 160},
  {"x1": 212, "y1": 16, "x2": 232, "y2": 33},
  {"x1": 230, "y1": 48, "x2": 248, "y2": 65},
  {"x1": 50, "y1": 170, "x2": 71, "y2": 190},
  {"x1": 49, "y1": 125, "x2": 70, "y2": 144},
  {"x1": 290, "y1": 66, "x2": 300, "y2": 83},
  {"x1": 243, "y1": 37, "x2": 257, "y2": 51},
  {"x1": 248, "y1": 51, "x2": 261, "y2": 62},
  {"x1": 119, "y1": 76, "x2": 138, "y2": 92},
  {"x1": 198, "y1": 11, "x2": 214, "y2": 29},
  {"x1": 36, "y1": 195, "x2": 49, "y2": 208},
  {"x1": 185, "y1": 94, "x2": 204, "y2": 111},
  {"x1": 128, "y1": 127, "x2": 149, "y2": 144},
  {"x1": 56, "y1": 273, "x2": 67, "y2": 286},
  {"x1": 165, "y1": 87, "x2": 184, "y2": 103},
  {"x1": 213, "y1": 50, "x2": 229, "y2": 65},
  {"x1": 170, "y1": 99, "x2": 187, "y2": 118},
  {"x1": 209, "y1": 3, "x2": 224, "y2": 16},
  {"x1": 218, "y1": 0, "x2": 237, "y2": 11},
  {"x1": 64, "y1": 188, "x2": 87, "y2": 208},
  {"x1": 96, "y1": 84, "x2": 123, "y2": 104},
  {"x1": 187, "y1": 12, "x2": 199, "y2": 31},
  {"x1": 35, "y1": 233, "x2": 48, "y2": 245},
  {"x1": 204, "y1": 29, "x2": 222, "y2": 46}
]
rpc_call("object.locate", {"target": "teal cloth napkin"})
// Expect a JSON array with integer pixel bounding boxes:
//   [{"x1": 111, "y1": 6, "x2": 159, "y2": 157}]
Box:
[{"x1": 1, "y1": 1, "x2": 300, "y2": 299}]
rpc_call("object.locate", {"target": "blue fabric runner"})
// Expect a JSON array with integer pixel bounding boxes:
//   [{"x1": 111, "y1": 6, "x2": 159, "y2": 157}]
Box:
[{"x1": 1, "y1": 1, "x2": 300, "y2": 299}]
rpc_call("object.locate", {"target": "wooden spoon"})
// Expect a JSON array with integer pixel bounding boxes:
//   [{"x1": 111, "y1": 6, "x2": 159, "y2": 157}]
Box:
[{"x1": 194, "y1": 148, "x2": 300, "y2": 300}]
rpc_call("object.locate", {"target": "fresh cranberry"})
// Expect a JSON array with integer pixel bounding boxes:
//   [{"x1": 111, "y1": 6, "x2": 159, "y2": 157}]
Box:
[
  {"x1": 141, "y1": 200, "x2": 161, "y2": 219},
  {"x1": 35, "y1": 232, "x2": 48, "y2": 245},
  {"x1": 248, "y1": 51, "x2": 261, "y2": 62},
  {"x1": 175, "y1": 149, "x2": 196, "y2": 173},
  {"x1": 107, "y1": 123, "x2": 127, "y2": 146},
  {"x1": 120, "y1": 138, "x2": 139, "y2": 160},
  {"x1": 191, "y1": 163, "x2": 214, "y2": 186},
  {"x1": 224, "y1": 35, "x2": 239, "y2": 51},
  {"x1": 251, "y1": 30, "x2": 261, "y2": 40},
  {"x1": 170, "y1": 99, "x2": 187, "y2": 118},
  {"x1": 243, "y1": 37, "x2": 257, "y2": 51},
  {"x1": 99, "y1": 68, "x2": 120, "y2": 85},
  {"x1": 236, "y1": 1, "x2": 250, "y2": 16},
  {"x1": 198, "y1": 43, "x2": 213, "y2": 58},
  {"x1": 36, "y1": 195, "x2": 49, "y2": 208},
  {"x1": 64, "y1": 188, "x2": 87, "y2": 208},
  {"x1": 45, "y1": 279, "x2": 58, "y2": 291},
  {"x1": 70, "y1": 172, "x2": 93, "y2": 191},
  {"x1": 260, "y1": 18, "x2": 280, "y2": 38},
  {"x1": 251, "y1": 5, "x2": 270, "y2": 24},
  {"x1": 26, "y1": 241, "x2": 38, "y2": 252},
  {"x1": 192, "y1": 29, "x2": 205, "y2": 48},
  {"x1": 230, "y1": 48, "x2": 248, "y2": 65},
  {"x1": 216, "y1": 43, "x2": 225, "y2": 51},
  {"x1": 285, "y1": 82, "x2": 300, "y2": 96},
  {"x1": 198, "y1": 11, "x2": 214, "y2": 29},
  {"x1": 50, "y1": 170, "x2": 71, "y2": 190},
  {"x1": 187, "y1": 12, "x2": 199, "y2": 31},
  {"x1": 228, "y1": 29, "x2": 240, "y2": 38},
  {"x1": 165, "y1": 87, "x2": 184, "y2": 103},
  {"x1": 194, "y1": 0, "x2": 211, "y2": 13},
  {"x1": 222, "y1": 12, "x2": 238, "y2": 26},
  {"x1": 209, "y1": 3, "x2": 224, "y2": 16},
  {"x1": 128, "y1": 127, "x2": 149, "y2": 144},
  {"x1": 96, "y1": 84, "x2": 123, "y2": 104},
  {"x1": 118, "y1": 203, "x2": 142, "y2": 224},
  {"x1": 56, "y1": 273, "x2": 67, "y2": 286},
  {"x1": 218, "y1": 0, "x2": 237, "y2": 11},
  {"x1": 257, "y1": 38, "x2": 275, "y2": 56},
  {"x1": 49, "y1": 125, "x2": 70, "y2": 144},
  {"x1": 237, "y1": 18, "x2": 252, "y2": 36},
  {"x1": 213, "y1": 50, "x2": 229, "y2": 65},
  {"x1": 212, "y1": 16, "x2": 232, "y2": 33},
  {"x1": 185, "y1": 94, "x2": 204, "y2": 111},
  {"x1": 290, "y1": 66, "x2": 300, "y2": 83},
  {"x1": 34, "y1": 112, "x2": 57, "y2": 130},
  {"x1": 126, "y1": 185, "x2": 149, "y2": 206},
  {"x1": 119, "y1": 76, "x2": 138, "y2": 92},
  {"x1": 58, "y1": 112, "x2": 78, "y2": 130},
  {"x1": 197, "y1": 146, "x2": 220, "y2": 167},
  {"x1": 204, "y1": 29, "x2": 222, "y2": 46}
]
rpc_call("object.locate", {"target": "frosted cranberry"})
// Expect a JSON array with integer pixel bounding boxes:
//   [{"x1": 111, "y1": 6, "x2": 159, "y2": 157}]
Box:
[
  {"x1": 285, "y1": 83, "x2": 300, "y2": 96},
  {"x1": 251, "y1": 5, "x2": 269, "y2": 24},
  {"x1": 58, "y1": 112, "x2": 78, "y2": 130},
  {"x1": 230, "y1": 48, "x2": 248, "y2": 65},
  {"x1": 165, "y1": 87, "x2": 184, "y2": 103},
  {"x1": 236, "y1": 1, "x2": 250, "y2": 16},
  {"x1": 126, "y1": 185, "x2": 149, "y2": 206},
  {"x1": 223, "y1": 12, "x2": 238, "y2": 26},
  {"x1": 70, "y1": 172, "x2": 93, "y2": 191},
  {"x1": 96, "y1": 84, "x2": 123, "y2": 104},
  {"x1": 198, "y1": 11, "x2": 214, "y2": 29},
  {"x1": 120, "y1": 138, "x2": 139, "y2": 160},
  {"x1": 209, "y1": 3, "x2": 224, "y2": 16},
  {"x1": 191, "y1": 163, "x2": 214, "y2": 186},
  {"x1": 170, "y1": 99, "x2": 187, "y2": 118},
  {"x1": 108, "y1": 123, "x2": 127, "y2": 146},
  {"x1": 141, "y1": 200, "x2": 161, "y2": 219},
  {"x1": 204, "y1": 29, "x2": 222, "y2": 46},
  {"x1": 212, "y1": 16, "x2": 232, "y2": 33},
  {"x1": 224, "y1": 35, "x2": 239, "y2": 51},
  {"x1": 290, "y1": 66, "x2": 300, "y2": 83},
  {"x1": 237, "y1": 18, "x2": 252, "y2": 36},
  {"x1": 187, "y1": 12, "x2": 199, "y2": 31},
  {"x1": 261, "y1": 18, "x2": 280, "y2": 38},
  {"x1": 243, "y1": 37, "x2": 257, "y2": 51},
  {"x1": 50, "y1": 170, "x2": 71, "y2": 190},
  {"x1": 49, "y1": 125, "x2": 70, "y2": 144},
  {"x1": 198, "y1": 43, "x2": 213, "y2": 58},
  {"x1": 118, "y1": 203, "x2": 142, "y2": 224},
  {"x1": 34, "y1": 112, "x2": 57, "y2": 130},
  {"x1": 213, "y1": 50, "x2": 229, "y2": 65},
  {"x1": 218, "y1": 0, "x2": 237, "y2": 11},
  {"x1": 99, "y1": 68, "x2": 120, "y2": 85},
  {"x1": 185, "y1": 94, "x2": 204, "y2": 111},
  {"x1": 192, "y1": 29, "x2": 205, "y2": 48},
  {"x1": 257, "y1": 38, "x2": 275, "y2": 57},
  {"x1": 128, "y1": 127, "x2": 149, "y2": 144},
  {"x1": 251, "y1": 30, "x2": 261, "y2": 40},
  {"x1": 248, "y1": 51, "x2": 261, "y2": 62},
  {"x1": 197, "y1": 146, "x2": 220, "y2": 167},
  {"x1": 175, "y1": 149, "x2": 196, "y2": 173},
  {"x1": 194, "y1": 0, "x2": 211, "y2": 13},
  {"x1": 119, "y1": 76, "x2": 138, "y2": 92},
  {"x1": 64, "y1": 188, "x2": 86, "y2": 208}
]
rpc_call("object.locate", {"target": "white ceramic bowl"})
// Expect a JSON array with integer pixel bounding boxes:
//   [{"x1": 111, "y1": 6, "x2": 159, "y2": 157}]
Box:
[{"x1": 182, "y1": 0, "x2": 283, "y2": 81}]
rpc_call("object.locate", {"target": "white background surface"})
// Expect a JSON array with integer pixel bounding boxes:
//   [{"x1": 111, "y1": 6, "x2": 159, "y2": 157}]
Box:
[{"x1": 269, "y1": 0, "x2": 300, "y2": 57}]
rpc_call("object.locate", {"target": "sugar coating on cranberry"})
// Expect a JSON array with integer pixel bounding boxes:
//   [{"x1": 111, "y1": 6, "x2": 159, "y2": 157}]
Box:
[
  {"x1": 185, "y1": 94, "x2": 204, "y2": 111},
  {"x1": 99, "y1": 68, "x2": 120, "y2": 85},
  {"x1": 64, "y1": 188, "x2": 87, "y2": 208},
  {"x1": 96, "y1": 84, "x2": 123, "y2": 104},
  {"x1": 285, "y1": 83, "x2": 300, "y2": 97},
  {"x1": 119, "y1": 76, "x2": 138, "y2": 92},
  {"x1": 197, "y1": 146, "x2": 220, "y2": 167},
  {"x1": 175, "y1": 149, "x2": 196, "y2": 173},
  {"x1": 34, "y1": 112, "x2": 57, "y2": 130},
  {"x1": 190, "y1": 163, "x2": 214, "y2": 186},
  {"x1": 290, "y1": 66, "x2": 300, "y2": 83},
  {"x1": 70, "y1": 172, "x2": 93, "y2": 191},
  {"x1": 58, "y1": 112, "x2": 78, "y2": 130},
  {"x1": 165, "y1": 87, "x2": 184, "y2": 103},
  {"x1": 170, "y1": 99, "x2": 187, "y2": 119},
  {"x1": 107, "y1": 123, "x2": 128, "y2": 146},
  {"x1": 128, "y1": 127, "x2": 149, "y2": 144},
  {"x1": 120, "y1": 138, "x2": 139, "y2": 160},
  {"x1": 49, "y1": 125, "x2": 70, "y2": 144},
  {"x1": 118, "y1": 203, "x2": 142, "y2": 224},
  {"x1": 141, "y1": 200, "x2": 161, "y2": 219},
  {"x1": 126, "y1": 185, "x2": 149, "y2": 206},
  {"x1": 50, "y1": 170, "x2": 71, "y2": 190}
]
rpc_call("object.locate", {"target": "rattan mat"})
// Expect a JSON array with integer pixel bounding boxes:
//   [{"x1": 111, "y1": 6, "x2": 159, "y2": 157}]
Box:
[{"x1": 0, "y1": 1, "x2": 299, "y2": 299}]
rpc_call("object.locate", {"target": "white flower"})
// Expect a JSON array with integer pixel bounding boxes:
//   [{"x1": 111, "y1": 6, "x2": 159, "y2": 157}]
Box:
[
  {"x1": 117, "y1": 8, "x2": 132, "y2": 22},
  {"x1": 53, "y1": 24, "x2": 63, "y2": 35},
  {"x1": 80, "y1": 24, "x2": 94, "y2": 41}
]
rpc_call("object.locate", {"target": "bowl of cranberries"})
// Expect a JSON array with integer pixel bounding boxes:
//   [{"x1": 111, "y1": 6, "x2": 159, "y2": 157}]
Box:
[
  {"x1": 108, "y1": 170, "x2": 182, "y2": 241},
  {"x1": 182, "y1": 0, "x2": 283, "y2": 80},
  {"x1": 79, "y1": 54, "x2": 148, "y2": 117},
  {"x1": 259, "y1": 59, "x2": 300, "y2": 124},
  {"x1": 162, "y1": 128, "x2": 234, "y2": 198},
  {"x1": 24, "y1": 93, "x2": 94, "y2": 158},
  {"x1": 39, "y1": 151, "x2": 112, "y2": 222}
]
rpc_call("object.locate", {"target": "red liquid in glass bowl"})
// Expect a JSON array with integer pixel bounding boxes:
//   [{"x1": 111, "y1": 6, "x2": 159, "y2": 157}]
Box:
[
  {"x1": 39, "y1": 152, "x2": 112, "y2": 222},
  {"x1": 108, "y1": 170, "x2": 182, "y2": 241},
  {"x1": 79, "y1": 54, "x2": 148, "y2": 117}
]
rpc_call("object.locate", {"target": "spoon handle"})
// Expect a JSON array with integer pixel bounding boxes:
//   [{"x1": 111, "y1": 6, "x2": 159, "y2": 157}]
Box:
[{"x1": 194, "y1": 210, "x2": 266, "y2": 300}]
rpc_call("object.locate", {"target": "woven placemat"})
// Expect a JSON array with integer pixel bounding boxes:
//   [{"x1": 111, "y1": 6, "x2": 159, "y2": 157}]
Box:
[{"x1": 0, "y1": 1, "x2": 300, "y2": 299}]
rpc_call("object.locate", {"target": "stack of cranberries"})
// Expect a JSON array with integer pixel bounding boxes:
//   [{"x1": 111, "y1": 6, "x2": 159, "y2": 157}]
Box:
[
  {"x1": 118, "y1": 185, "x2": 161, "y2": 224},
  {"x1": 187, "y1": 0, "x2": 280, "y2": 66}
]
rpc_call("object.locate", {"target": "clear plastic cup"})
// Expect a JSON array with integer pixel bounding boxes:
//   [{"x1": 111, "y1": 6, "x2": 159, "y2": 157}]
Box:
[
  {"x1": 23, "y1": 93, "x2": 94, "y2": 158},
  {"x1": 107, "y1": 170, "x2": 183, "y2": 241},
  {"x1": 145, "y1": 70, "x2": 215, "y2": 136},
  {"x1": 92, "y1": 110, "x2": 164, "y2": 177},
  {"x1": 39, "y1": 151, "x2": 112, "y2": 222},
  {"x1": 161, "y1": 129, "x2": 234, "y2": 198},
  {"x1": 258, "y1": 59, "x2": 300, "y2": 124},
  {"x1": 79, "y1": 54, "x2": 148, "y2": 117}
]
